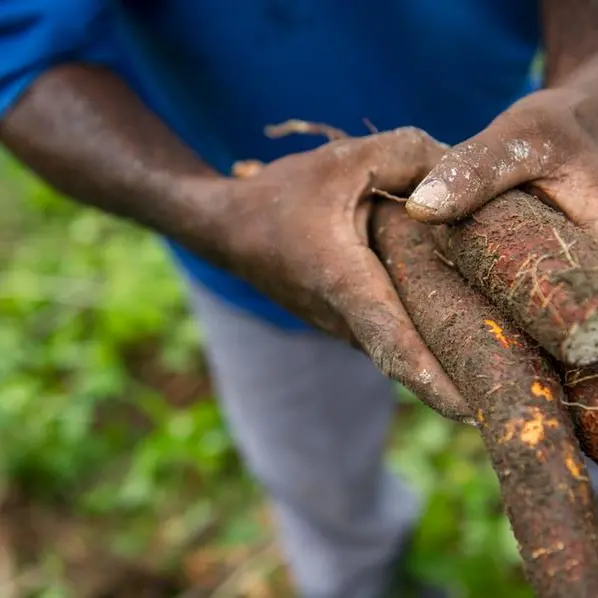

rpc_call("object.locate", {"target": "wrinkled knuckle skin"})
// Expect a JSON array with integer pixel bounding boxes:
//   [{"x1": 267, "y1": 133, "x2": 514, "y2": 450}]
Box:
[
  {"x1": 499, "y1": 106, "x2": 559, "y2": 165},
  {"x1": 445, "y1": 142, "x2": 493, "y2": 186},
  {"x1": 370, "y1": 339, "x2": 407, "y2": 381},
  {"x1": 322, "y1": 137, "x2": 355, "y2": 155},
  {"x1": 393, "y1": 125, "x2": 427, "y2": 141},
  {"x1": 316, "y1": 269, "x2": 353, "y2": 310},
  {"x1": 319, "y1": 140, "x2": 381, "y2": 184}
]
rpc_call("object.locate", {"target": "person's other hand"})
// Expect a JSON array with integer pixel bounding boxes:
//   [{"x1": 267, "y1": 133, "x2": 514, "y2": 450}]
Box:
[
  {"x1": 406, "y1": 88, "x2": 598, "y2": 235},
  {"x1": 206, "y1": 128, "x2": 471, "y2": 421}
]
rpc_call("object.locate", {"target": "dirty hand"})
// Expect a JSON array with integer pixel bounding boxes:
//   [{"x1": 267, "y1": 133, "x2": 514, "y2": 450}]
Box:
[
  {"x1": 405, "y1": 87, "x2": 598, "y2": 235},
  {"x1": 210, "y1": 128, "x2": 470, "y2": 421}
]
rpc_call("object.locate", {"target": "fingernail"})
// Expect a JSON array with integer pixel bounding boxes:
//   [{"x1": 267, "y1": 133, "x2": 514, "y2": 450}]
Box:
[{"x1": 409, "y1": 178, "x2": 449, "y2": 211}]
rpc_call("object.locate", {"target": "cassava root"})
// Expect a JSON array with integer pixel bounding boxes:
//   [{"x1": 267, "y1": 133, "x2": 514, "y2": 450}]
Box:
[
  {"x1": 430, "y1": 190, "x2": 598, "y2": 466},
  {"x1": 433, "y1": 191, "x2": 598, "y2": 366},
  {"x1": 374, "y1": 202, "x2": 598, "y2": 598},
  {"x1": 564, "y1": 365, "x2": 598, "y2": 464}
]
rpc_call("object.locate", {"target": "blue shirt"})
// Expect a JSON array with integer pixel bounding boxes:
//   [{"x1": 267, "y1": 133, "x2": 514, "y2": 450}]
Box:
[{"x1": 0, "y1": 0, "x2": 541, "y2": 330}]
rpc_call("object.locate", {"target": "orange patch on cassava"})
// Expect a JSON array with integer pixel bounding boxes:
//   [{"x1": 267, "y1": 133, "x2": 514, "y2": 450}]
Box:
[
  {"x1": 566, "y1": 456, "x2": 585, "y2": 480},
  {"x1": 500, "y1": 407, "x2": 559, "y2": 447},
  {"x1": 394, "y1": 262, "x2": 406, "y2": 281},
  {"x1": 483, "y1": 319, "x2": 521, "y2": 349},
  {"x1": 476, "y1": 409, "x2": 486, "y2": 426},
  {"x1": 563, "y1": 443, "x2": 586, "y2": 480},
  {"x1": 530, "y1": 380, "x2": 554, "y2": 401},
  {"x1": 531, "y1": 543, "x2": 565, "y2": 560}
]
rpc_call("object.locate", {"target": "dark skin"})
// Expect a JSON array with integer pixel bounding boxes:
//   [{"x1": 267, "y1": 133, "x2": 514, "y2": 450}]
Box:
[
  {"x1": 407, "y1": 0, "x2": 598, "y2": 235},
  {"x1": 0, "y1": 67, "x2": 468, "y2": 422},
  {"x1": 1, "y1": 0, "x2": 595, "y2": 423}
]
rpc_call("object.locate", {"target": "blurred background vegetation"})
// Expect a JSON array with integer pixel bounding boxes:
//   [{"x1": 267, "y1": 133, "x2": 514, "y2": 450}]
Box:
[{"x1": 0, "y1": 152, "x2": 535, "y2": 598}]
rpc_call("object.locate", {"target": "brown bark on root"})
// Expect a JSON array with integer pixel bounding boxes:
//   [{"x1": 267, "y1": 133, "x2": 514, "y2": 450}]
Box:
[
  {"x1": 373, "y1": 201, "x2": 598, "y2": 598},
  {"x1": 564, "y1": 365, "x2": 598, "y2": 465},
  {"x1": 432, "y1": 190, "x2": 598, "y2": 366}
]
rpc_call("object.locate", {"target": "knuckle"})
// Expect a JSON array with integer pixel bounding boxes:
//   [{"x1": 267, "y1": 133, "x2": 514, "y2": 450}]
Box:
[
  {"x1": 505, "y1": 137, "x2": 545, "y2": 176},
  {"x1": 447, "y1": 138, "x2": 515, "y2": 189},
  {"x1": 370, "y1": 337, "x2": 407, "y2": 380},
  {"x1": 387, "y1": 126, "x2": 433, "y2": 156},
  {"x1": 321, "y1": 137, "x2": 356, "y2": 160},
  {"x1": 318, "y1": 139, "x2": 376, "y2": 180},
  {"x1": 361, "y1": 127, "x2": 444, "y2": 177},
  {"x1": 317, "y1": 268, "x2": 353, "y2": 307},
  {"x1": 492, "y1": 109, "x2": 555, "y2": 174},
  {"x1": 435, "y1": 148, "x2": 485, "y2": 191},
  {"x1": 392, "y1": 125, "x2": 429, "y2": 142},
  {"x1": 393, "y1": 126, "x2": 447, "y2": 156},
  {"x1": 497, "y1": 100, "x2": 555, "y2": 151}
]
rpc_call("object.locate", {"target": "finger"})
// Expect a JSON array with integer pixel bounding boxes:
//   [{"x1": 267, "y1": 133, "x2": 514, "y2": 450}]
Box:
[
  {"x1": 321, "y1": 243, "x2": 472, "y2": 422},
  {"x1": 326, "y1": 127, "x2": 448, "y2": 193},
  {"x1": 405, "y1": 124, "x2": 550, "y2": 223}
]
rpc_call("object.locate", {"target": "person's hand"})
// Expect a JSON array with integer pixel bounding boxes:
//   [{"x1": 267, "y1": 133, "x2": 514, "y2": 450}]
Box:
[
  {"x1": 206, "y1": 128, "x2": 471, "y2": 421},
  {"x1": 405, "y1": 87, "x2": 598, "y2": 234}
]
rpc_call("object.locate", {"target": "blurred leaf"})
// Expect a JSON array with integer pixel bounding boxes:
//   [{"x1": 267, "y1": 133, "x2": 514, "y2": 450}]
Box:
[{"x1": 0, "y1": 153, "x2": 533, "y2": 597}]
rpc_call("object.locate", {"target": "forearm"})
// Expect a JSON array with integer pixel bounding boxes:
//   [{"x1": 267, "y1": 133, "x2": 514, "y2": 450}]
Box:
[
  {"x1": 0, "y1": 63, "x2": 233, "y2": 264},
  {"x1": 542, "y1": 0, "x2": 598, "y2": 89}
]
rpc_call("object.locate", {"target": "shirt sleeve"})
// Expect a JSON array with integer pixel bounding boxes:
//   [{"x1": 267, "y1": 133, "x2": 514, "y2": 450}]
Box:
[{"x1": 0, "y1": 0, "x2": 118, "y2": 117}]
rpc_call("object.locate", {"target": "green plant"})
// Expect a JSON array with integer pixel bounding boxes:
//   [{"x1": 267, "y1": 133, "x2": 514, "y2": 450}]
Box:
[{"x1": 0, "y1": 155, "x2": 533, "y2": 596}]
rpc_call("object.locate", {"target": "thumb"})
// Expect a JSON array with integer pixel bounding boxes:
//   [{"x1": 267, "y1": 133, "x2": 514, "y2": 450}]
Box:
[
  {"x1": 326, "y1": 244, "x2": 471, "y2": 422},
  {"x1": 405, "y1": 126, "x2": 548, "y2": 223}
]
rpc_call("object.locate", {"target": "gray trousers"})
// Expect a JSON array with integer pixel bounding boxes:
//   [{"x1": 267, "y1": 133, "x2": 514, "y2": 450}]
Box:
[
  {"x1": 190, "y1": 284, "x2": 418, "y2": 598},
  {"x1": 189, "y1": 283, "x2": 598, "y2": 598}
]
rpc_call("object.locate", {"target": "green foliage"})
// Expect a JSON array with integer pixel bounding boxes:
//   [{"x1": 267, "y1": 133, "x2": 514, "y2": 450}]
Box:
[
  {"x1": 0, "y1": 156, "x2": 532, "y2": 596},
  {"x1": 0, "y1": 157, "x2": 235, "y2": 506}
]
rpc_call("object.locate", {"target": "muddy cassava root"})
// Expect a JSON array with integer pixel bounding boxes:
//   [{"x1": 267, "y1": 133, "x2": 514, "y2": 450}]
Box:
[
  {"x1": 374, "y1": 202, "x2": 598, "y2": 598},
  {"x1": 431, "y1": 190, "x2": 598, "y2": 467},
  {"x1": 432, "y1": 191, "x2": 598, "y2": 366},
  {"x1": 563, "y1": 365, "x2": 598, "y2": 464}
]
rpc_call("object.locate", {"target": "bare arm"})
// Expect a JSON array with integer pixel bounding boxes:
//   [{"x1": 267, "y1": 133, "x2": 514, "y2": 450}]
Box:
[
  {"x1": 0, "y1": 61, "x2": 470, "y2": 419},
  {"x1": 0, "y1": 64, "x2": 235, "y2": 268}
]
